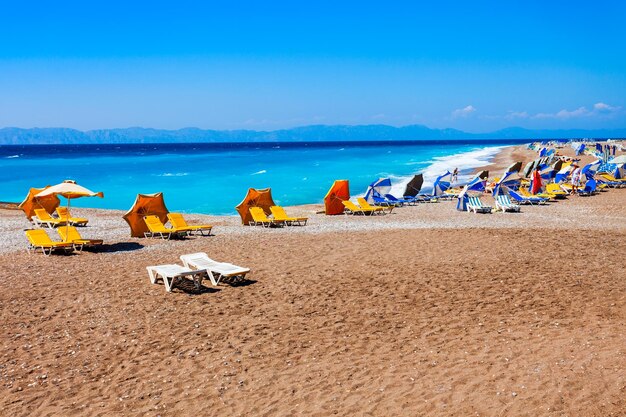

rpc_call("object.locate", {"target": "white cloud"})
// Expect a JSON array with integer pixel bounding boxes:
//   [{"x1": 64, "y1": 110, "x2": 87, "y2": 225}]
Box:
[
  {"x1": 505, "y1": 111, "x2": 529, "y2": 120},
  {"x1": 532, "y1": 102, "x2": 622, "y2": 120},
  {"x1": 593, "y1": 102, "x2": 620, "y2": 114},
  {"x1": 555, "y1": 107, "x2": 589, "y2": 119},
  {"x1": 533, "y1": 106, "x2": 589, "y2": 119},
  {"x1": 451, "y1": 105, "x2": 476, "y2": 118}
]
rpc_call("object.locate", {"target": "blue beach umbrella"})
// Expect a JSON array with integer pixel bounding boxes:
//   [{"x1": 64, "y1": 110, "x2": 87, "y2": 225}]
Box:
[
  {"x1": 432, "y1": 171, "x2": 452, "y2": 196},
  {"x1": 492, "y1": 171, "x2": 520, "y2": 197},
  {"x1": 555, "y1": 165, "x2": 573, "y2": 183},
  {"x1": 581, "y1": 160, "x2": 601, "y2": 179},
  {"x1": 456, "y1": 174, "x2": 487, "y2": 211},
  {"x1": 609, "y1": 155, "x2": 626, "y2": 165},
  {"x1": 364, "y1": 178, "x2": 392, "y2": 203}
]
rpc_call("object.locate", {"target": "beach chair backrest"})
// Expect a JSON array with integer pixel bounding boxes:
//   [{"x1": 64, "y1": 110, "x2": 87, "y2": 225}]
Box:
[
  {"x1": 468, "y1": 196, "x2": 481, "y2": 207},
  {"x1": 57, "y1": 226, "x2": 81, "y2": 242},
  {"x1": 181, "y1": 252, "x2": 220, "y2": 268},
  {"x1": 356, "y1": 197, "x2": 372, "y2": 208},
  {"x1": 583, "y1": 180, "x2": 596, "y2": 193},
  {"x1": 34, "y1": 208, "x2": 54, "y2": 221},
  {"x1": 26, "y1": 229, "x2": 53, "y2": 245},
  {"x1": 56, "y1": 207, "x2": 69, "y2": 218},
  {"x1": 167, "y1": 213, "x2": 188, "y2": 229},
  {"x1": 270, "y1": 206, "x2": 287, "y2": 220},
  {"x1": 249, "y1": 207, "x2": 270, "y2": 222},
  {"x1": 342, "y1": 200, "x2": 359, "y2": 211},
  {"x1": 384, "y1": 194, "x2": 398, "y2": 202},
  {"x1": 144, "y1": 215, "x2": 167, "y2": 232}
]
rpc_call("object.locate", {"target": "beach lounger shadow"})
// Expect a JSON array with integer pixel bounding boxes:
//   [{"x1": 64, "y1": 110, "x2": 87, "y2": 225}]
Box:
[
  {"x1": 220, "y1": 276, "x2": 257, "y2": 287},
  {"x1": 99, "y1": 242, "x2": 144, "y2": 253},
  {"x1": 172, "y1": 279, "x2": 221, "y2": 294}
]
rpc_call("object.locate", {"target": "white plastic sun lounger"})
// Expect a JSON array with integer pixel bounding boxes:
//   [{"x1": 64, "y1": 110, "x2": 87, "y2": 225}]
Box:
[
  {"x1": 146, "y1": 264, "x2": 207, "y2": 292},
  {"x1": 180, "y1": 252, "x2": 251, "y2": 286}
]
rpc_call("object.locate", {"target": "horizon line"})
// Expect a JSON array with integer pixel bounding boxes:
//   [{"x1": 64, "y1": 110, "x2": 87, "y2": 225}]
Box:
[{"x1": 3, "y1": 123, "x2": 626, "y2": 134}]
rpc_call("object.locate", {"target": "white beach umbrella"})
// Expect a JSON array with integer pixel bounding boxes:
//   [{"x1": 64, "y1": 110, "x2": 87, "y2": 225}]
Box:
[
  {"x1": 35, "y1": 180, "x2": 104, "y2": 240},
  {"x1": 608, "y1": 155, "x2": 626, "y2": 165}
]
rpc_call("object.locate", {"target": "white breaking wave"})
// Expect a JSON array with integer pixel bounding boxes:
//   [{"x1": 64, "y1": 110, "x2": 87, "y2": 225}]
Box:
[
  {"x1": 387, "y1": 146, "x2": 505, "y2": 196},
  {"x1": 5, "y1": 155, "x2": 19, "y2": 158},
  {"x1": 251, "y1": 169, "x2": 267, "y2": 175},
  {"x1": 157, "y1": 172, "x2": 189, "y2": 177}
]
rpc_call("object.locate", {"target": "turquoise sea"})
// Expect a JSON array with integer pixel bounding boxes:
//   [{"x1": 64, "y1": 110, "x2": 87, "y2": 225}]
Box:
[{"x1": 0, "y1": 140, "x2": 527, "y2": 214}]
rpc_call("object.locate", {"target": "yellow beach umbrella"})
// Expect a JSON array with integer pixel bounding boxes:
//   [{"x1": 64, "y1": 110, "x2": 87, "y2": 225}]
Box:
[{"x1": 35, "y1": 180, "x2": 104, "y2": 240}]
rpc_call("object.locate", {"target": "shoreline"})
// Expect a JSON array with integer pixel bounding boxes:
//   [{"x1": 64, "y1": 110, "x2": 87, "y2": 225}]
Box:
[
  {"x1": 0, "y1": 144, "x2": 623, "y2": 256},
  {"x1": 1, "y1": 142, "x2": 518, "y2": 214}
]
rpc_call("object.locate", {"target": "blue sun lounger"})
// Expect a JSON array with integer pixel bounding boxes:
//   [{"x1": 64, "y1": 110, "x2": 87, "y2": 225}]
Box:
[
  {"x1": 508, "y1": 189, "x2": 549, "y2": 205},
  {"x1": 578, "y1": 179, "x2": 597, "y2": 196},
  {"x1": 372, "y1": 194, "x2": 397, "y2": 207},
  {"x1": 384, "y1": 194, "x2": 411, "y2": 206},
  {"x1": 407, "y1": 194, "x2": 438, "y2": 203}
]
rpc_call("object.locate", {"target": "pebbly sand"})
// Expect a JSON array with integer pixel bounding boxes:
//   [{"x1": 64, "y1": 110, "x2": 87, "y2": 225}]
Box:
[{"x1": 0, "y1": 144, "x2": 624, "y2": 416}]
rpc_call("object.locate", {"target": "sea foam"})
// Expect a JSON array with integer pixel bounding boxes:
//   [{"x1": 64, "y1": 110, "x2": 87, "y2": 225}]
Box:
[{"x1": 386, "y1": 146, "x2": 504, "y2": 196}]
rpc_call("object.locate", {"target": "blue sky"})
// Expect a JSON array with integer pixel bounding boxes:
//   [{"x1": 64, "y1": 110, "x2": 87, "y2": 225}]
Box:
[{"x1": 1, "y1": 1, "x2": 625, "y2": 132}]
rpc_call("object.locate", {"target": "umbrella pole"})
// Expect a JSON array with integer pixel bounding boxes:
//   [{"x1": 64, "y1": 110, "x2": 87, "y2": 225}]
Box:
[{"x1": 65, "y1": 197, "x2": 71, "y2": 242}]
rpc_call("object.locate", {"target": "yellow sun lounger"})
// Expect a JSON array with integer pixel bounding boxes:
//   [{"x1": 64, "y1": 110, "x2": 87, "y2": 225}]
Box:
[
  {"x1": 519, "y1": 187, "x2": 552, "y2": 200},
  {"x1": 599, "y1": 173, "x2": 626, "y2": 185},
  {"x1": 25, "y1": 229, "x2": 74, "y2": 255},
  {"x1": 167, "y1": 213, "x2": 213, "y2": 236},
  {"x1": 57, "y1": 226, "x2": 103, "y2": 251},
  {"x1": 33, "y1": 208, "x2": 66, "y2": 228},
  {"x1": 55, "y1": 207, "x2": 89, "y2": 226},
  {"x1": 342, "y1": 200, "x2": 383, "y2": 215},
  {"x1": 270, "y1": 206, "x2": 308, "y2": 226},
  {"x1": 356, "y1": 198, "x2": 386, "y2": 214},
  {"x1": 248, "y1": 207, "x2": 284, "y2": 227},
  {"x1": 545, "y1": 183, "x2": 568, "y2": 199},
  {"x1": 143, "y1": 215, "x2": 189, "y2": 239}
]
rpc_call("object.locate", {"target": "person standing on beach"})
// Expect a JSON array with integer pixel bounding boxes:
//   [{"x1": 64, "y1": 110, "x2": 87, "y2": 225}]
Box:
[
  {"x1": 571, "y1": 164, "x2": 581, "y2": 195},
  {"x1": 452, "y1": 168, "x2": 459, "y2": 183}
]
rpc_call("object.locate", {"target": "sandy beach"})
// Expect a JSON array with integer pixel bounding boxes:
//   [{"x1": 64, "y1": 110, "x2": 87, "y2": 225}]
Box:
[{"x1": 1, "y1": 144, "x2": 624, "y2": 416}]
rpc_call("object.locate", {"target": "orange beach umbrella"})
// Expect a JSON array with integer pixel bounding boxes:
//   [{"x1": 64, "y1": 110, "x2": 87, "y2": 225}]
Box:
[
  {"x1": 324, "y1": 180, "x2": 350, "y2": 215},
  {"x1": 123, "y1": 193, "x2": 169, "y2": 237},
  {"x1": 235, "y1": 188, "x2": 275, "y2": 225},
  {"x1": 19, "y1": 186, "x2": 61, "y2": 221}
]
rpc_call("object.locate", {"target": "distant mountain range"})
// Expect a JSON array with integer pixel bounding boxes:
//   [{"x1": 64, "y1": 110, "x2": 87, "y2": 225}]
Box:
[{"x1": 1, "y1": 125, "x2": 625, "y2": 145}]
